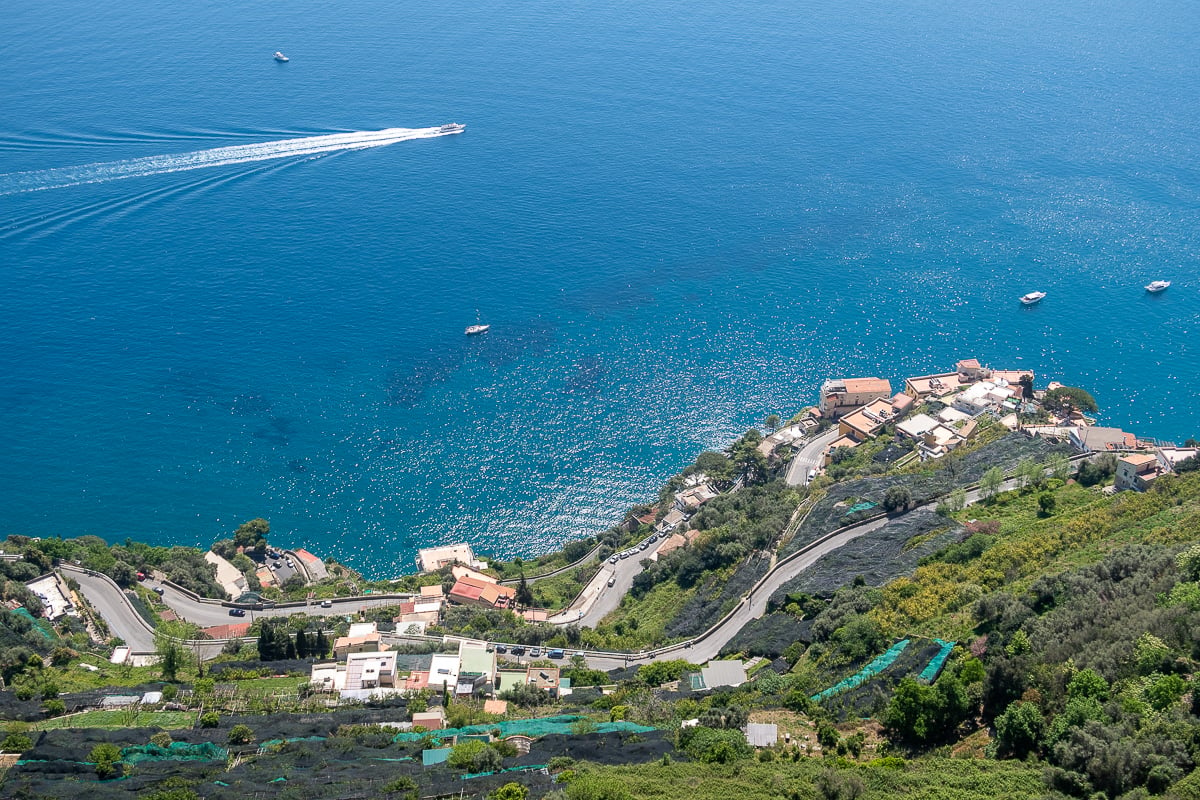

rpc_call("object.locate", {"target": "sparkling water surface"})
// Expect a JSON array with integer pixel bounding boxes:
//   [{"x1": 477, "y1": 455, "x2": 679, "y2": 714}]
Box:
[{"x1": 2, "y1": 0, "x2": 1199, "y2": 576}]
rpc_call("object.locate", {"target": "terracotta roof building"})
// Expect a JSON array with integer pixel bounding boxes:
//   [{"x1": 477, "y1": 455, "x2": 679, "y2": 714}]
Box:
[{"x1": 448, "y1": 575, "x2": 516, "y2": 609}]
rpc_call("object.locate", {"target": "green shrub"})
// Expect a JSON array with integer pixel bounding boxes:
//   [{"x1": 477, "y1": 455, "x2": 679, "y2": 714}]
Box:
[
  {"x1": 199, "y1": 711, "x2": 219, "y2": 728},
  {"x1": 677, "y1": 726, "x2": 752, "y2": 763},
  {"x1": 227, "y1": 724, "x2": 255, "y2": 745},
  {"x1": 1, "y1": 733, "x2": 32, "y2": 753},
  {"x1": 90, "y1": 742, "x2": 122, "y2": 779},
  {"x1": 490, "y1": 783, "x2": 528, "y2": 800},
  {"x1": 448, "y1": 739, "x2": 503, "y2": 772}
]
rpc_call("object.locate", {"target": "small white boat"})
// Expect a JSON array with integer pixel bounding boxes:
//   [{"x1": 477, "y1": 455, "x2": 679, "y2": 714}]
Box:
[
  {"x1": 273, "y1": 51, "x2": 289, "y2": 62},
  {"x1": 439, "y1": 123, "x2": 466, "y2": 134},
  {"x1": 1145, "y1": 280, "x2": 1171, "y2": 293},
  {"x1": 465, "y1": 309, "x2": 488, "y2": 335},
  {"x1": 1020, "y1": 291, "x2": 1046, "y2": 306}
]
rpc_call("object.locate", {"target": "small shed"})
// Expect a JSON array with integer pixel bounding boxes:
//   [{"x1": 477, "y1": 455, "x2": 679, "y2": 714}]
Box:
[
  {"x1": 744, "y1": 723, "x2": 779, "y2": 748},
  {"x1": 412, "y1": 709, "x2": 447, "y2": 730}
]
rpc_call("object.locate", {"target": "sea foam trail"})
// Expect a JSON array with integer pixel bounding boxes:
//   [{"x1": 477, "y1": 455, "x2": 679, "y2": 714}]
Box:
[{"x1": 0, "y1": 127, "x2": 455, "y2": 196}]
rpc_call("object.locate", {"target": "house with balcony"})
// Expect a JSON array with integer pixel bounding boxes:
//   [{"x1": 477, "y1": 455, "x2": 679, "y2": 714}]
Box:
[
  {"x1": 448, "y1": 574, "x2": 517, "y2": 610},
  {"x1": 416, "y1": 543, "x2": 488, "y2": 574},
  {"x1": 333, "y1": 622, "x2": 383, "y2": 658},
  {"x1": 674, "y1": 484, "x2": 718, "y2": 513},
  {"x1": 819, "y1": 377, "x2": 892, "y2": 419},
  {"x1": 1115, "y1": 453, "x2": 1162, "y2": 492},
  {"x1": 951, "y1": 380, "x2": 1018, "y2": 417},
  {"x1": 310, "y1": 650, "x2": 400, "y2": 700}
]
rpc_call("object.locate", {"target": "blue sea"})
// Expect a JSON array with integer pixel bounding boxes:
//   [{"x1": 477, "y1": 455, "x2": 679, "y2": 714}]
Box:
[{"x1": 3, "y1": 0, "x2": 1199, "y2": 577}]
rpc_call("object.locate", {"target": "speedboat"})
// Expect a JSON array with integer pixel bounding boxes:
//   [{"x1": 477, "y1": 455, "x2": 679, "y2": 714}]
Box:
[
  {"x1": 439, "y1": 123, "x2": 466, "y2": 134},
  {"x1": 465, "y1": 324, "x2": 490, "y2": 336},
  {"x1": 1020, "y1": 291, "x2": 1046, "y2": 306},
  {"x1": 273, "y1": 51, "x2": 289, "y2": 62},
  {"x1": 1145, "y1": 280, "x2": 1171, "y2": 293}
]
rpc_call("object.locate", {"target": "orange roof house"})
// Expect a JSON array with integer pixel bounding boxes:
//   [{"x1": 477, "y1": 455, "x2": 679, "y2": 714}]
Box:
[
  {"x1": 448, "y1": 575, "x2": 517, "y2": 609},
  {"x1": 201, "y1": 622, "x2": 251, "y2": 640}
]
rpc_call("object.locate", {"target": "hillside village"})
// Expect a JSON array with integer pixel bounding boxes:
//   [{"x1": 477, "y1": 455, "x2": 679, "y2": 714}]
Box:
[{"x1": 4, "y1": 356, "x2": 1200, "y2": 799}]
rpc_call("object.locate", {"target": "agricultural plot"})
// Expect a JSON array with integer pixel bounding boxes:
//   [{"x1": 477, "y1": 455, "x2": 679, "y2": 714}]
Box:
[
  {"x1": 782, "y1": 434, "x2": 1069, "y2": 558},
  {"x1": 664, "y1": 552, "x2": 773, "y2": 639},
  {"x1": 770, "y1": 510, "x2": 963, "y2": 603}
]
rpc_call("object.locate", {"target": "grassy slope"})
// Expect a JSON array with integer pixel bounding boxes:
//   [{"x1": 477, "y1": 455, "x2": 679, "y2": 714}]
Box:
[
  {"x1": 871, "y1": 472, "x2": 1200, "y2": 640},
  {"x1": 578, "y1": 757, "x2": 1046, "y2": 799}
]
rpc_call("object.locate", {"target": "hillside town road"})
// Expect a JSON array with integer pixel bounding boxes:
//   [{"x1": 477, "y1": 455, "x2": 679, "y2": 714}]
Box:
[
  {"x1": 155, "y1": 583, "x2": 407, "y2": 629},
  {"x1": 785, "y1": 428, "x2": 840, "y2": 486},
  {"x1": 548, "y1": 535, "x2": 668, "y2": 627},
  {"x1": 579, "y1": 476, "x2": 1026, "y2": 670},
  {"x1": 68, "y1": 567, "x2": 158, "y2": 652}
]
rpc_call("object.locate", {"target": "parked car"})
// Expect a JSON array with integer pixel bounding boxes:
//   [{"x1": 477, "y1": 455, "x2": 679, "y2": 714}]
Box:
[
  {"x1": 494, "y1": 645, "x2": 508, "y2": 654},
  {"x1": 510, "y1": 646, "x2": 526, "y2": 656},
  {"x1": 229, "y1": 608, "x2": 246, "y2": 617},
  {"x1": 607, "y1": 576, "x2": 617, "y2": 587},
  {"x1": 638, "y1": 542, "x2": 648, "y2": 551},
  {"x1": 548, "y1": 649, "x2": 565, "y2": 659},
  {"x1": 619, "y1": 551, "x2": 629, "y2": 560},
  {"x1": 529, "y1": 648, "x2": 542, "y2": 658},
  {"x1": 609, "y1": 555, "x2": 619, "y2": 564},
  {"x1": 320, "y1": 599, "x2": 333, "y2": 608}
]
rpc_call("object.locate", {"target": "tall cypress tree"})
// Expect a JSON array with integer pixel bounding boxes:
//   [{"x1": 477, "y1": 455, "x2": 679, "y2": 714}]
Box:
[
  {"x1": 516, "y1": 573, "x2": 534, "y2": 607},
  {"x1": 257, "y1": 625, "x2": 272, "y2": 661},
  {"x1": 295, "y1": 629, "x2": 308, "y2": 659},
  {"x1": 315, "y1": 628, "x2": 329, "y2": 659}
]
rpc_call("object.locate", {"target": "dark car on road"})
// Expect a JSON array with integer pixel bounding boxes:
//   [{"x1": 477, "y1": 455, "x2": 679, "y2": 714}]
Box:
[{"x1": 229, "y1": 608, "x2": 246, "y2": 617}]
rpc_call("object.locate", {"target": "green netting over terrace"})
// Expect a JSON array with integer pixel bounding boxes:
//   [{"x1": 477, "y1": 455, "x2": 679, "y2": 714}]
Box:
[
  {"x1": 918, "y1": 639, "x2": 956, "y2": 683},
  {"x1": 843, "y1": 501, "x2": 877, "y2": 517},
  {"x1": 394, "y1": 715, "x2": 654, "y2": 743},
  {"x1": 812, "y1": 639, "x2": 910, "y2": 703},
  {"x1": 259, "y1": 736, "x2": 326, "y2": 750},
  {"x1": 13, "y1": 606, "x2": 55, "y2": 640},
  {"x1": 120, "y1": 741, "x2": 227, "y2": 764}
]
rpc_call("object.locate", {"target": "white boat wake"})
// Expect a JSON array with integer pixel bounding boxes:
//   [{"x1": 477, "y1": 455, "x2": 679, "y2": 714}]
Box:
[{"x1": 0, "y1": 127, "x2": 459, "y2": 196}]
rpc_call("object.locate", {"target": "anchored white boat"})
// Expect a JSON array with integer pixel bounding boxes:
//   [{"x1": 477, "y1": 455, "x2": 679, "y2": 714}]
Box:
[
  {"x1": 1020, "y1": 291, "x2": 1046, "y2": 306},
  {"x1": 273, "y1": 51, "x2": 289, "y2": 62},
  {"x1": 1146, "y1": 280, "x2": 1171, "y2": 293}
]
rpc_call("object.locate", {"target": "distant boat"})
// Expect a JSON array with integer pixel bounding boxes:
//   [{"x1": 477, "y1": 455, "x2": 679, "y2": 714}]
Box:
[
  {"x1": 273, "y1": 51, "x2": 289, "y2": 62},
  {"x1": 1146, "y1": 280, "x2": 1171, "y2": 293},
  {"x1": 1020, "y1": 291, "x2": 1046, "y2": 306},
  {"x1": 465, "y1": 309, "x2": 489, "y2": 336},
  {"x1": 439, "y1": 123, "x2": 466, "y2": 134}
]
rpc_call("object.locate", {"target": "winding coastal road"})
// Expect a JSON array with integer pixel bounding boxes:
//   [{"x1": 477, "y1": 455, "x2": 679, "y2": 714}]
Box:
[
  {"x1": 154, "y1": 582, "x2": 405, "y2": 629},
  {"x1": 548, "y1": 535, "x2": 669, "y2": 628},
  {"x1": 63, "y1": 436, "x2": 1041, "y2": 669},
  {"x1": 576, "y1": 475, "x2": 1027, "y2": 669},
  {"x1": 785, "y1": 428, "x2": 840, "y2": 486}
]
